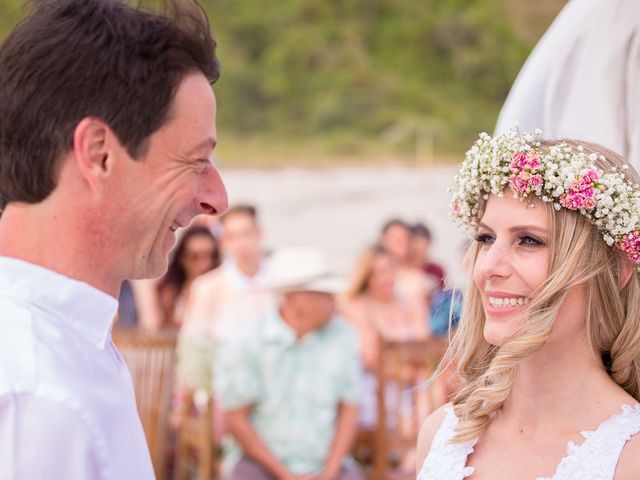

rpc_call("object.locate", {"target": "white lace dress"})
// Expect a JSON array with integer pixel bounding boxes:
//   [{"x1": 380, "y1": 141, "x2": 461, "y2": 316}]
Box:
[{"x1": 418, "y1": 404, "x2": 640, "y2": 480}]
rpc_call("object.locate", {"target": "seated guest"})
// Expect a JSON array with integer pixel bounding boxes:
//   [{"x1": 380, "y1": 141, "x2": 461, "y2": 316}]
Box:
[
  {"x1": 341, "y1": 244, "x2": 430, "y2": 429},
  {"x1": 343, "y1": 244, "x2": 430, "y2": 371},
  {"x1": 410, "y1": 222, "x2": 446, "y2": 291},
  {"x1": 216, "y1": 247, "x2": 363, "y2": 480},
  {"x1": 408, "y1": 223, "x2": 463, "y2": 340},
  {"x1": 156, "y1": 225, "x2": 221, "y2": 329},
  {"x1": 380, "y1": 218, "x2": 431, "y2": 313}
]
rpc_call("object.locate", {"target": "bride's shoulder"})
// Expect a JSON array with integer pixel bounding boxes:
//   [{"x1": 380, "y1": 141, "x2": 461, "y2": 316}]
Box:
[
  {"x1": 614, "y1": 413, "x2": 640, "y2": 480},
  {"x1": 417, "y1": 403, "x2": 453, "y2": 469}
]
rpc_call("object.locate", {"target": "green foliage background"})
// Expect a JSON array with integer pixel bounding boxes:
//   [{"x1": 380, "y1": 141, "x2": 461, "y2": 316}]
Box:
[{"x1": 0, "y1": 0, "x2": 565, "y2": 164}]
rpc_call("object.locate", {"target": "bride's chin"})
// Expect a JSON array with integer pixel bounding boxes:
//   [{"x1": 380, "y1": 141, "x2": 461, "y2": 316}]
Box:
[{"x1": 483, "y1": 318, "x2": 521, "y2": 346}]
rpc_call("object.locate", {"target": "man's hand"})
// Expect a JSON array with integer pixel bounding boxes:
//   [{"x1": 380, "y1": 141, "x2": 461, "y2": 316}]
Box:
[{"x1": 308, "y1": 467, "x2": 340, "y2": 480}]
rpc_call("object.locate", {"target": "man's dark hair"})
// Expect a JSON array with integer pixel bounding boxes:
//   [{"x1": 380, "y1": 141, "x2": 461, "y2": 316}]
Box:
[
  {"x1": 381, "y1": 218, "x2": 410, "y2": 235},
  {"x1": 0, "y1": 0, "x2": 220, "y2": 208},
  {"x1": 220, "y1": 204, "x2": 258, "y2": 225}
]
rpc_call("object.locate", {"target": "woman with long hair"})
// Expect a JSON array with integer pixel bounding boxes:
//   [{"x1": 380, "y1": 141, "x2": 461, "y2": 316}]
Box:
[
  {"x1": 343, "y1": 244, "x2": 429, "y2": 371},
  {"x1": 156, "y1": 225, "x2": 220, "y2": 329},
  {"x1": 417, "y1": 130, "x2": 640, "y2": 479},
  {"x1": 342, "y1": 244, "x2": 429, "y2": 434}
]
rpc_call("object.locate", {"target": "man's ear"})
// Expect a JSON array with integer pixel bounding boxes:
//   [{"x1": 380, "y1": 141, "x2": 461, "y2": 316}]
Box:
[
  {"x1": 619, "y1": 253, "x2": 635, "y2": 290},
  {"x1": 72, "y1": 117, "x2": 115, "y2": 196}
]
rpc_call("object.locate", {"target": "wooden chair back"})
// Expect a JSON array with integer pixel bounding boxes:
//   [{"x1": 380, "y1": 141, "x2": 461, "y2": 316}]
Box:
[
  {"x1": 113, "y1": 329, "x2": 177, "y2": 480},
  {"x1": 372, "y1": 338, "x2": 447, "y2": 480},
  {"x1": 174, "y1": 392, "x2": 220, "y2": 480}
]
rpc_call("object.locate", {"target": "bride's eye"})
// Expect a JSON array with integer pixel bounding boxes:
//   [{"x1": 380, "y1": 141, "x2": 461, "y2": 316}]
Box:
[
  {"x1": 474, "y1": 233, "x2": 495, "y2": 245},
  {"x1": 519, "y1": 234, "x2": 544, "y2": 247}
]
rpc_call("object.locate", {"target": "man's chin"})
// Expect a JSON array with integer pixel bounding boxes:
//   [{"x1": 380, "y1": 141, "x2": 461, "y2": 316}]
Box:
[{"x1": 128, "y1": 256, "x2": 169, "y2": 281}]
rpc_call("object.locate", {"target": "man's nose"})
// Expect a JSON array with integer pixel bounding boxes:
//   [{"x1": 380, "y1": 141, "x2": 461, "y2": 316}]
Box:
[{"x1": 197, "y1": 164, "x2": 228, "y2": 216}]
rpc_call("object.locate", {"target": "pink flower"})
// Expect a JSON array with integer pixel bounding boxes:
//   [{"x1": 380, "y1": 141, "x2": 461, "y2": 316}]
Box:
[
  {"x1": 526, "y1": 155, "x2": 541, "y2": 171},
  {"x1": 617, "y1": 231, "x2": 640, "y2": 263},
  {"x1": 580, "y1": 186, "x2": 595, "y2": 199},
  {"x1": 529, "y1": 174, "x2": 543, "y2": 189},
  {"x1": 560, "y1": 171, "x2": 600, "y2": 210},
  {"x1": 509, "y1": 174, "x2": 530, "y2": 195},
  {"x1": 510, "y1": 151, "x2": 541, "y2": 172},
  {"x1": 582, "y1": 169, "x2": 599, "y2": 184},
  {"x1": 560, "y1": 188, "x2": 598, "y2": 210},
  {"x1": 510, "y1": 151, "x2": 528, "y2": 170},
  {"x1": 453, "y1": 200, "x2": 462, "y2": 217},
  {"x1": 560, "y1": 194, "x2": 576, "y2": 210},
  {"x1": 509, "y1": 170, "x2": 544, "y2": 196}
]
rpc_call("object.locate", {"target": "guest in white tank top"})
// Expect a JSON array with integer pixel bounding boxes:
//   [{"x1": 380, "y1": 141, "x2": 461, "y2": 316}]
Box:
[{"x1": 417, "y1": 129, "x2": 640, "y2": 479}]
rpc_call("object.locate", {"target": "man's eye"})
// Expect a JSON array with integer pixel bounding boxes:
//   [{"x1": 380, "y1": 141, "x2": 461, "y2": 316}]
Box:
[{"x1": 194, "y1": 158, "x2": 210, "y2": 173}]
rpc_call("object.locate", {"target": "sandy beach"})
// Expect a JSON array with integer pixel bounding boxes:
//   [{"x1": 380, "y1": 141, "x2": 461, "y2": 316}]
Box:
[{"x1": 220, "y1": 165, "x2": 469, "y2": 287}]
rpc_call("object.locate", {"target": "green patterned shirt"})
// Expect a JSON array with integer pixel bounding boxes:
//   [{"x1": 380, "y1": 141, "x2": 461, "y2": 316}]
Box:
[{"x1": 215, "y1": 307, "x2": 362, "y2": 476}]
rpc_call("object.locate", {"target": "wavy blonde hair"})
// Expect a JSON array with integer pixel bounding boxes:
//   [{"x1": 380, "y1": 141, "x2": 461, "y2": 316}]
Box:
[{"x1": 449, "y1": 140, "x2": 640, "y2": 442}]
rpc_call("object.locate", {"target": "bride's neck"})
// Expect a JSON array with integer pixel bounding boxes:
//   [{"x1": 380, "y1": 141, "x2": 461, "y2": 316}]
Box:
[{"x1": 501, "y1": 329, "x2": 612, "y2": 428}]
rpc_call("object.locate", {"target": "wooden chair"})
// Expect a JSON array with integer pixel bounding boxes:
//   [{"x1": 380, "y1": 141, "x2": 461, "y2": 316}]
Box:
[
  {"x1": 174, "y1": 391, "x2": 220, "y2": 480},
  {"x1": 371, "y1": 338, "x2": 447, "y2": 480},
  {"x1": 113, "y1": 329, "x2": 177, "y2": 480}
]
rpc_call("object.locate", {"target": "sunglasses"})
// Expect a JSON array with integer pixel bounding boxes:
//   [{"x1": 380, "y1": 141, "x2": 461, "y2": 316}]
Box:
[{"x1": 184, "y1": 250, "x2": 216, "y2": 262}]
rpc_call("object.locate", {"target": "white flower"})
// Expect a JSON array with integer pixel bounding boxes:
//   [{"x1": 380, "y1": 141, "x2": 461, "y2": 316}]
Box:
[{"x1": 451, "y1": 127, "x2": 640, "y2": 264}]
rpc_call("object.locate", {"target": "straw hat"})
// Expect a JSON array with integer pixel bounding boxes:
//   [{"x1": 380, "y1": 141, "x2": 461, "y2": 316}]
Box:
[{"x1": 265, "y1": 247, "x2": 345, "y2": 293}]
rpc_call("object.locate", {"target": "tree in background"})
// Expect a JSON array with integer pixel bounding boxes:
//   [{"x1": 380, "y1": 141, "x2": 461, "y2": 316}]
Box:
[{"x1": 0, "y1": 0, "x2": 565, "y2": 159}]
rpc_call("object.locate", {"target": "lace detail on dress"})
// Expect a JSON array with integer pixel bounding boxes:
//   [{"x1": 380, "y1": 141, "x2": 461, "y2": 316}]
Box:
[
  {"x1": 417, "y1": 406, "x2": 478, "y2": 480},
  {"x1": 536, "y1": 403, "x2": 640, "y2": 480},
  {"x1": 417, "y1": 404, "x2": 640, "y2": 480}
]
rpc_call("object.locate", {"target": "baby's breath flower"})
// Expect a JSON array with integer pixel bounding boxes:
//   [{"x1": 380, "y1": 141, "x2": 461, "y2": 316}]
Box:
[{"x1": 451, "y1": 128, "x2": 640, "y2": 264}]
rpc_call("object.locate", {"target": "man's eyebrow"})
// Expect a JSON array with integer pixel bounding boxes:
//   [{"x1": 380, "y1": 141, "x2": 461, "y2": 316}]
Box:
[{"x1": 186, "y1": 137, "x2": 217, "y2": 156}]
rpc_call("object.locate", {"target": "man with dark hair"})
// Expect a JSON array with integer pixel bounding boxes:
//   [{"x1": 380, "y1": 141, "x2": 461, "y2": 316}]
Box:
[
  {"x1": 0, "y1": 1, "x2": 227, "y2": 478},
  {"x1": 410, "y1": 222, "x2": 446, "y2": 290}
]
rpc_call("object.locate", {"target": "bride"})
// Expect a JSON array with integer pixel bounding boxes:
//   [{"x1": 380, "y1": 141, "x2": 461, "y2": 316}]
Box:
[{"x1": 417, "y1": 129, "x2": 640, "y2": 479}]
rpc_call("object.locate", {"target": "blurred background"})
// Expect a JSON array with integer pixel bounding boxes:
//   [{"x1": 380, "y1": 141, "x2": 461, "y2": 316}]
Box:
[
  {"x1": 0, "y1": 0, "x2": 567, "y2": 279},
  {"x1": 0, "y1": 0, "x2": 564, "y2": 164}
]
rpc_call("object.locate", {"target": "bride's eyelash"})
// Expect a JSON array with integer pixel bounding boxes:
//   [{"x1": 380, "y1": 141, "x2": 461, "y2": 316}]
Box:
[
  {"x1": 474, "y1": 233, "x2": 494, "y2": 244},
  {"x1": 473, "y1": 232, "x2": 545, "y2": 247},
  {"x1": 518, "y1": 234, "x2": 545, "y2": 246}
]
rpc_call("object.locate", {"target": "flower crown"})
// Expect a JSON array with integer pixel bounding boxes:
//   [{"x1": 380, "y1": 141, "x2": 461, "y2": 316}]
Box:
[{"x1": 451, "y1": 128, "x2": 640, "y2": 263}]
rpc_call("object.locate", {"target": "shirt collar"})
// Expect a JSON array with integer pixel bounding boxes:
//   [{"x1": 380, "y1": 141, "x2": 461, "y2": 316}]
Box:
[
  {"x1": 0, "y1": 257, "x2": 119, "y2": 349},
  {"x1": 223, "y1": 258, "x2": 268, "y2": 291},
  {"x1": 263, "y1": 307, "x2": 329, "y2": 346},
  {"x1": 263, "y1": 307, "x2": 298, "y2": 345}
]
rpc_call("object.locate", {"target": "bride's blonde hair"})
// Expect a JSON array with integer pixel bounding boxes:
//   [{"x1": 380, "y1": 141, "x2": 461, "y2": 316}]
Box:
[{"x1": 449, "y1": 140, "x2": 640, "y2": 441}]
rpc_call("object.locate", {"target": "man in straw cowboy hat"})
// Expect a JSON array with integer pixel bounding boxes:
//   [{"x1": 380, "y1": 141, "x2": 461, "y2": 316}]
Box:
[{"x1": 215, "y1": 247, "x2": 363, "y2": 480}]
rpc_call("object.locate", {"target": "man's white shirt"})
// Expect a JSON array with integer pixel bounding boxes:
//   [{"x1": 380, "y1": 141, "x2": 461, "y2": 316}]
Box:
[{"x1": 0, "y1": 257, "x2": 154, "y2": 479}]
